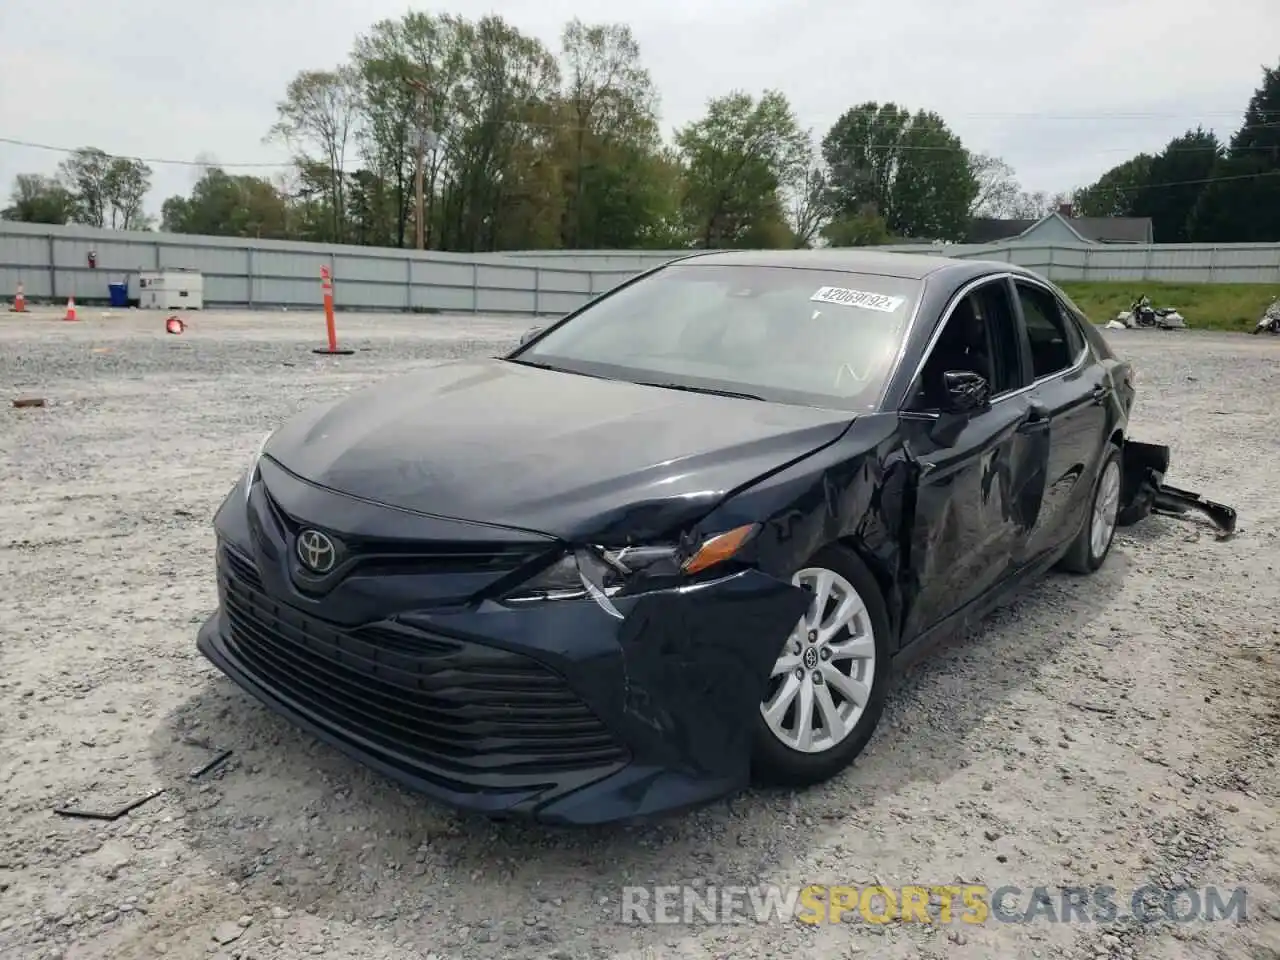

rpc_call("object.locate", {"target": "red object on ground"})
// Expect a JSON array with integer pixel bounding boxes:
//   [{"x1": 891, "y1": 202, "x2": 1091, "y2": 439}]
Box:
[
  {"x1": 313, "y1": 265, "x2": 354, "y2": 355},
  {"x1": 63, "y1": 296, "x2": 77, "y2": 321},
  {"x1": 10, "y1": 282, "x2": 25, "y2": 313},
  {"x1": 166, "y1": 315, "x2": 185, "y2": 334}
]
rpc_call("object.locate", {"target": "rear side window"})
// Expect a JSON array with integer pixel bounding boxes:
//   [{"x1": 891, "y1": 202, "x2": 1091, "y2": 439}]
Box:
[
  {"x1": 1055, "y1": 292, "x2": 1108, "y2": 359},
  {"x1": 1054, "y1": 298, "x2": 1086, "y2": 357},
  {"x1": 1015, "y1": 281, "x2": 1076, "y2": 379}
]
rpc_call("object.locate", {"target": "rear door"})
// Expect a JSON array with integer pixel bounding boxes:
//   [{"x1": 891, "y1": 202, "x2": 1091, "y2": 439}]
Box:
[{"x1": 1011, "y1": 277, "x2": 1111, "y2": 566}]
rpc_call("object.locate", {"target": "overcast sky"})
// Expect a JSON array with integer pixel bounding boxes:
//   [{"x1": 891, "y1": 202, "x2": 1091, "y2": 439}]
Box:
[{"x1": 2, "y1": 0, "x2": 1277, "y2": 221}]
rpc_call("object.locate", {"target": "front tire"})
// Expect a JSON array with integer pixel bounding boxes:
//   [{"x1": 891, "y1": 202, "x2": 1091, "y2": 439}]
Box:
[
  {"x1": 1059, "y1": 445, "x2": 1122, "y2": 574},
  {"x1": 751, "y1": 544, "x2": 891, "y2": 787}
]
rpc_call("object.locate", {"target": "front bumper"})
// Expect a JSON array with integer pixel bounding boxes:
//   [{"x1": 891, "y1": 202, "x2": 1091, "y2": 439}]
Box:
[
  {"x1": 197, "y1": 540, "x2": 808, "y2": 825},
  {"x1": 1118, "y1": 440, "x2": 1237, "y2": 534}
]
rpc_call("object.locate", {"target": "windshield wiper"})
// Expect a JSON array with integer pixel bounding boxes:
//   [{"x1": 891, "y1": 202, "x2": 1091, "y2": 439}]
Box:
[
  {"x1": 633, "y1": 381, "x2": 764, "y2": 401},
  {"x1": 505, "y1": 358, "x2": 614, "y2": 381},
  {"x1": 505, "y1": 358, "x2": 558, "y2": 371}
]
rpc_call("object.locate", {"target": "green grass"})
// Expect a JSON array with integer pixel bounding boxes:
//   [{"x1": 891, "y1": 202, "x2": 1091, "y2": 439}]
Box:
[{"x1": 1059, "y1": 281, "x2": 1280, "y2": 332}]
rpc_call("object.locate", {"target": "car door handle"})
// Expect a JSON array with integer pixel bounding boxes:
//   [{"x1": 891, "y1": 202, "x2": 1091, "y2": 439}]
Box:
[{"x1": 1090, "y1": 385, "x2": 1109, "y2": 405}]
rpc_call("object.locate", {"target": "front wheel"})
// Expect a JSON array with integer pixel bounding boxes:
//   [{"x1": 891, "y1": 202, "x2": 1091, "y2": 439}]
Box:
[{"x1": 751, "y1": 545, "x2": 892, "y2": 787}]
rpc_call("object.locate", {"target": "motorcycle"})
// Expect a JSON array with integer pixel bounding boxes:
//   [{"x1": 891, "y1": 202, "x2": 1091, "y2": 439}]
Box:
[
  {"x1": 1252, "y1": 296, "x2": 1280, "y2": 335},
  {"x1": 1116, "y1": 295, "x2": 1186, "y2": 330}
]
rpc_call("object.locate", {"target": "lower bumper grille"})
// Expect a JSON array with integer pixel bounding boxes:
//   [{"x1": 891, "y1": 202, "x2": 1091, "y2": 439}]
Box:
[{"x1": 216, "y1": 546, "x2": 627, "y2": 791}]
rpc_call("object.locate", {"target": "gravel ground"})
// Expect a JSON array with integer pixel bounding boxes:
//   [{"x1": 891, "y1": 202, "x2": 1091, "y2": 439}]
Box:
[{"x1": 1, "y1": 308, "x2": 1278, "y2": 960}]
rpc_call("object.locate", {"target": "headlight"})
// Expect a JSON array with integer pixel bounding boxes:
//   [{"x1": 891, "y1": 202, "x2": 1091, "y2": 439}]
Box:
[
  {"x1": 243, "y1": 431, "x2": 272, "y2": 504},
  {"x1": 502, "y1": 523, "x2": 760, "y2": 606}
]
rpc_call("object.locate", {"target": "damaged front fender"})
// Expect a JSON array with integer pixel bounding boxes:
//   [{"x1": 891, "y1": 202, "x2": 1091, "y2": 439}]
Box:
[{"x1": 1118, "y1": 440, "x2": 1237, "y2": 535}]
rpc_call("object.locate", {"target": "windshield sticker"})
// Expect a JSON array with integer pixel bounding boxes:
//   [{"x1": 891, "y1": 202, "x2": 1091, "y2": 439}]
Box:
[{"x1": 810, "y1": 286, "x2": 905, "y2": 313}]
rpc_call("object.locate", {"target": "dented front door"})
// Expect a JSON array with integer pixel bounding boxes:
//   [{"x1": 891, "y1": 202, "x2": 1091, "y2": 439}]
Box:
[{"x1": 896, "y1": 391, "x2": 1050, "y2": 643}]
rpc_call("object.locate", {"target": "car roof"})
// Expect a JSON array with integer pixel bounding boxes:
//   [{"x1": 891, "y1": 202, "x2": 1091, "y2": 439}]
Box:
[{"x1": 671, "y1": 248, "x2": 1011, "y2": 282}]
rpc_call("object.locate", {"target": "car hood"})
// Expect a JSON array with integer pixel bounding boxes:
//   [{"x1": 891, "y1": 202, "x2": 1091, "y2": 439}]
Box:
[{"x1": 262, "y1": 358, "x2": 856, "y2": 542}]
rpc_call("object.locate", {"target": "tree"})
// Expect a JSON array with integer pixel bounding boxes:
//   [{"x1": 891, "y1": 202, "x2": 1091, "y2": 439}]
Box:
[
  {"x1": 968, "y1": 153, "x2": 1021, "y2": 217},
  {"x1": 1136, "y1": 128, "x2": 1221, "y2": 242},
  {"x1": 269, "y1": 67, "x2": 362, "y2": 242},
  {"x1": 352, "y1": 18, "x2": 420, "y2": 247},
  {"x1": 1075, "y1": 132, "x2": 1221, "y2": 240},
  {"x1": 437, "y1": 15, "x2": 562, "y2": 251},
  {"x1": 628, "y1": 146, "x2": 690, "y2": 248},
  {"x1": 2, "y1": 174, "x2": 77, "y2": 223},
  {"x1": 354, "y1": 12, "x2": 476, "y2": 249},
  {"x1": 345, "y1": 168, "x2": 398, "y2": 246},
  {"x1": 49, "y1": 147, "x2": 154, "y2": 229},
  {"x1": 788, "y1": 161, "x2": 834, "y2": 247},
  {"x1": 1072, "y1": 155, "x2": 1154, "y2": 217},
  {"x1": 102, "y1": 157, "x2": 152, "y2": 229},
  {"x1": 821, "y1": 206, "x2": 894, "y2": 246},
  {"x1": 1009, "y1": 189, "x2": 1070, "y2": 219},
  {"x1": 822, "y1": 102, "x2": 977, "y2": 241},
  {"x1": 675, "y1": 89, "x2": 810, "y2": 248},
  {"x1": 1190, "y1": 60, "x2": 1280, "y2": 242},
  {"x1": 57, "y1": 147, "x2": 113, "y2": 227},
  {"x1": 554, "y1": 20, "x2": 662, "y2": 249},
  {"x1": 161, "y1": 167, "x2": 289, "y2": 238}
]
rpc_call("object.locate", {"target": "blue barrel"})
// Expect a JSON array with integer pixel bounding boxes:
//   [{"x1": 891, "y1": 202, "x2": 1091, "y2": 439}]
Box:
[{"x1": 108, "y1": 282, "x2": 129, "y2": 308}]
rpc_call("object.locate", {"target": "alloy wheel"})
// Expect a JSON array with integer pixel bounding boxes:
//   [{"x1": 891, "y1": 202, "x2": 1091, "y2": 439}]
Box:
[
  {"x1": 1090, "y1": 459, "x2": 1121, "y2": 559},
  {"x1": 760, "y1": 566, "x2": 877, "y2": 754}
]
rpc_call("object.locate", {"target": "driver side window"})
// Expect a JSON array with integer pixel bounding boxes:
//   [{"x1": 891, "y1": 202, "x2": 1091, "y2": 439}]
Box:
[{"x1": 908, "y1": 279, "x2": 1024, "y2": 412}]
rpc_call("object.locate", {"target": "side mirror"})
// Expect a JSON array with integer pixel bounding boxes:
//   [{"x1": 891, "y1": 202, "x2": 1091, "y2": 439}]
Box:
[
  {"x1": 518, "y1": 326, "x2": 543, "y2": 346},
  {"x1": 941, "y1": 370, "x2": 991, "y2": 414}
]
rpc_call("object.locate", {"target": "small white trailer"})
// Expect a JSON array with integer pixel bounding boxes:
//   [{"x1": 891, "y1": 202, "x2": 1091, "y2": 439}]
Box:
[{"x1": 138, "y1": 269, "x2": 203, "y2": 310}]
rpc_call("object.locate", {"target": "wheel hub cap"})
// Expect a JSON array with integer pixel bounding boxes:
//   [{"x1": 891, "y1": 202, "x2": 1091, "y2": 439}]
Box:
[
  {"x1": 760, "y1": 566, "x2": 877, "y2": 755},
  {"x1": 1090, "y1": 460, "x2": 1121, "y2": 558}
]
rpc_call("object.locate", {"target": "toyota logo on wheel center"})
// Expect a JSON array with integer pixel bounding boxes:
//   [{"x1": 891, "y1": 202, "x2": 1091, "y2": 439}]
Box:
[{"x1": 296, "y1": 529, "x2": 338, "y2": 573}]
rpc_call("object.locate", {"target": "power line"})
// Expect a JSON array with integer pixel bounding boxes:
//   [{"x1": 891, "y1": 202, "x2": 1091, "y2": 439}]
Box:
[
  {"x1": 0, "y1": 136, "x2": 288, "y2": 169},
  {"x1": 2, "y1": 104, "x2": 1275, "y2": 177},
  {"x1": 3, "y1": 127, "x2": 1276, "y2": 169},
  {"x1": 1096, "y1": 169, "x2": 1280, "y2": 193}
]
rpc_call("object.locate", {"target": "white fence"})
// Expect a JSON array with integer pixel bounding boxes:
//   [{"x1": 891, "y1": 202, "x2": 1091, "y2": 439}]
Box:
[
  {"x1": 0, "y1": 221, "x2": 679, "y2": 315},
  {"x1": 1, "y1": 220, "x2": 1277, "y2": 315},
  {"x1": 875, "y1": 241, "x2": 1280, "y2": 285}
]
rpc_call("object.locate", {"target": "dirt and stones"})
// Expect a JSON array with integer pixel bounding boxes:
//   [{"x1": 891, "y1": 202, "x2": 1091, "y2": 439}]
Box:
[{"x1": 1, "y1": 311, "x2": 1277, "y2": 960}]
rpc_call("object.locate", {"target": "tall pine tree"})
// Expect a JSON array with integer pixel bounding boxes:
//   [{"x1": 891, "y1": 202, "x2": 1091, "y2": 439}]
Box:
[{"x1": 1189, "y1": 61, "x2": 1280, "y2": 242}]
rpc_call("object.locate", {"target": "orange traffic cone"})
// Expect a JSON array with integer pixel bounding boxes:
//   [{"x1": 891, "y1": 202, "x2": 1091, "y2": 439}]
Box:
[
  {"x1": 63, "y1": 296, "x2": 77, "y2": 321},
  {"x1": 165, "y1": 315, "x2": 185, "y2": 334},
  {"x1": 9, "y1": 282, "x2": 25, "y2": 313}
]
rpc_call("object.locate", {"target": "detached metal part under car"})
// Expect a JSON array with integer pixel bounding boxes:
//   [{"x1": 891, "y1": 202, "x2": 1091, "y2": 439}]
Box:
[{"x1": 196, "y1": 249, "x2": 1236, "y2": 825}]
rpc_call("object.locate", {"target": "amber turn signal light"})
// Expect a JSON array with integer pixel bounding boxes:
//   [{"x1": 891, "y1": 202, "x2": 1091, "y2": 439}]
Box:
[{"x1": 681, "y1": 523, "x2": 761, "y2": 575}]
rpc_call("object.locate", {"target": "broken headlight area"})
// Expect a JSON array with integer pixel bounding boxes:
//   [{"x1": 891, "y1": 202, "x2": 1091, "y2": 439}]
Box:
[
  {"x1": 501, "y1": 523, "x2": 762, "y2": 608},
  {"x1": 239, "y1": 431, "x2": 274, "y2": 507}
]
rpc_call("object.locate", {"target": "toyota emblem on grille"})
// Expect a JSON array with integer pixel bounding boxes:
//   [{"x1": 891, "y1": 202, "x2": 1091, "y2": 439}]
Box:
[{"x1": 297, "y1": 529, "x2": 338, "y2": 574}]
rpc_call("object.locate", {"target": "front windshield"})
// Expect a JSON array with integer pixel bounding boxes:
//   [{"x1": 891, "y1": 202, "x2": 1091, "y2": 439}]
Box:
[{"x1": 512, "y1": 262, "x2": 922, "y2": 411}]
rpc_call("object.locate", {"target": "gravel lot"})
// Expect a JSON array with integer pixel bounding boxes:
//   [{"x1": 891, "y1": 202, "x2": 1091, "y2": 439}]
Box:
[{"x1": 2, "y1": 308, "x2": 1278, "y2": 960}]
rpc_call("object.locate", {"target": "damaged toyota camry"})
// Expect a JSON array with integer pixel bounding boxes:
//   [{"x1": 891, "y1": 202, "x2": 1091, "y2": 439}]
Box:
[{"x1": 197, "y1": 249, "x2": 1231, "y2": 826}]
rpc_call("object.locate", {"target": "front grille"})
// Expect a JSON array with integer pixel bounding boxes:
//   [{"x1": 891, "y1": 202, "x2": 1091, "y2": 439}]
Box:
[
  {"x1": 216, "y1": 546, "x2": 627, "y2": 791},
  {"x1": 223, "y1": 546, "x2": 262, "y2": 590},
  {"x1": 261, "y1": 490, "x2": 549, "y2": 577}
]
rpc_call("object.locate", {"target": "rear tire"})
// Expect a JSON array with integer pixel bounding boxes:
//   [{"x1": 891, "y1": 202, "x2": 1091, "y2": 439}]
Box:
[
  {"x1": 1059, "y1": 445, "x2": 1122, "y2": 574},
  {"x1": 751, "y1": 544, "x2": 891, "y2": 787}
]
